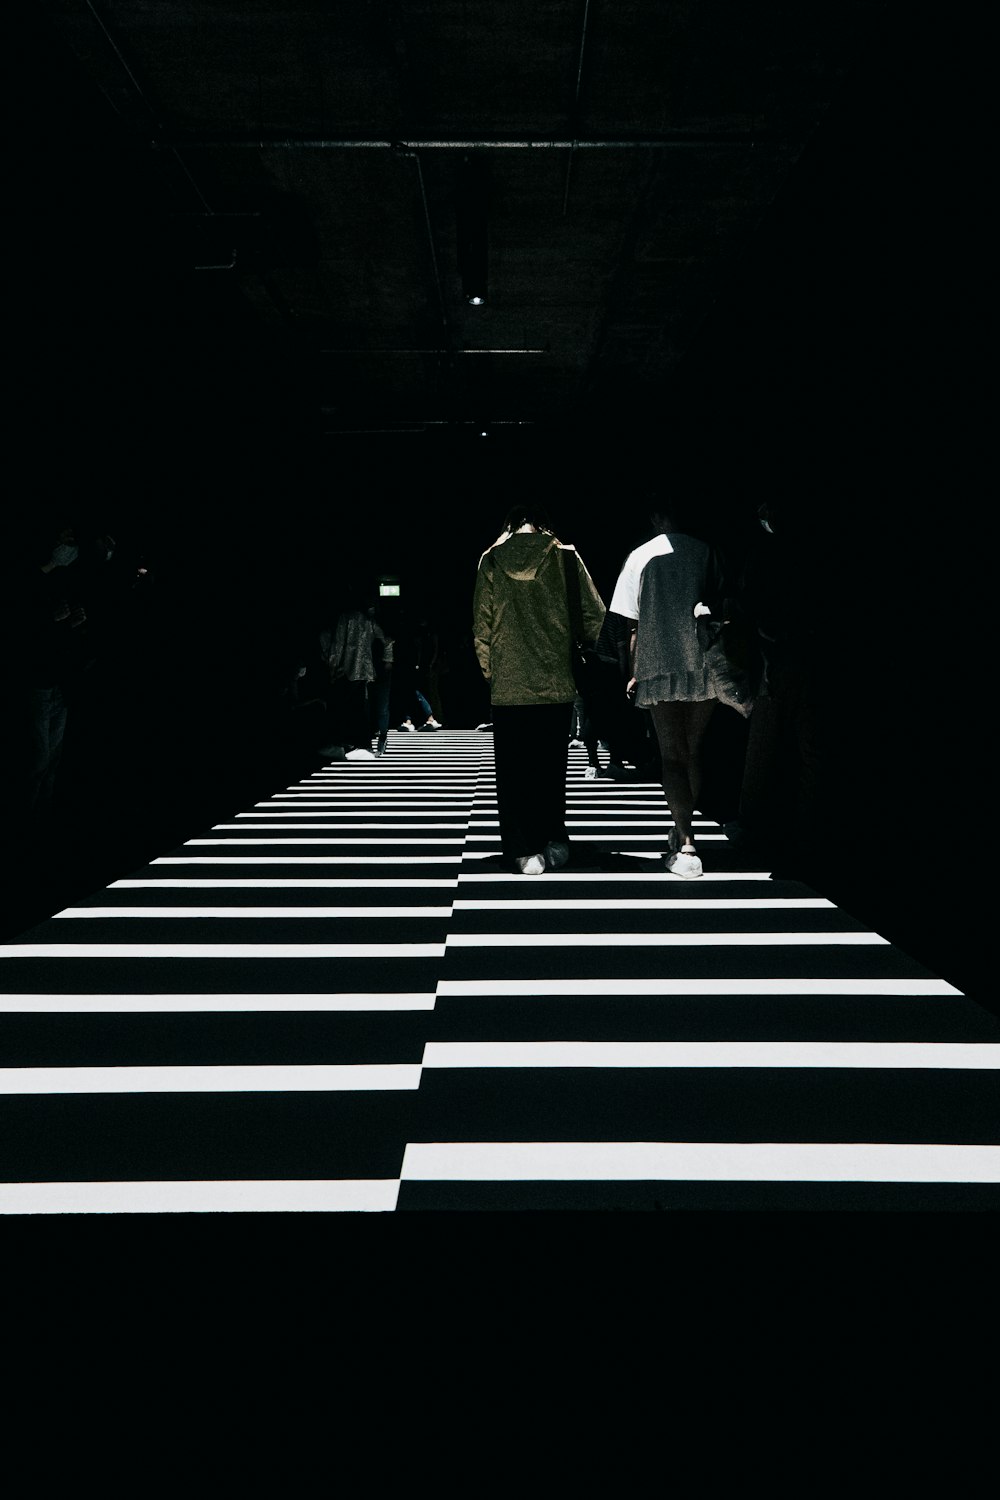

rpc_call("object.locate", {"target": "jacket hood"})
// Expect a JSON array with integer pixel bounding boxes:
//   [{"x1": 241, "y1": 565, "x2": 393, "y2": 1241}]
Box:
[{"x1": 491, "y1": 529, "x2": 561, "y2": 582}]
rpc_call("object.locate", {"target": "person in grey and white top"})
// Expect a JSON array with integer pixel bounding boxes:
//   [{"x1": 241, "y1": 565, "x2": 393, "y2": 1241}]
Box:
[{"x1": 609, "y1": 505, "x2": 725, "y2": 877}]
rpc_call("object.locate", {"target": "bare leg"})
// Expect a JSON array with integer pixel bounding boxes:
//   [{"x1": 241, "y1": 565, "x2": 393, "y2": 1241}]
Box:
[
  {"x1": 684, "y1": 699, "x2": 717, "y2": 821},
  {"x1": 649, "y1": 699, "x2": 716, "y2": 846}
]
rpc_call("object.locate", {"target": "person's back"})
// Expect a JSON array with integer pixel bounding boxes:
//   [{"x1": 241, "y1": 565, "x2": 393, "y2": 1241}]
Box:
[
  {"x1": 474, "y1": 528, "x2": 604, "y2": 707},
  {"x1": 635, "y1": 532, "x2": 721, "y2": 703},
  {"x1": 472, "y1": 508, "x2": 605, "y2": 876}
]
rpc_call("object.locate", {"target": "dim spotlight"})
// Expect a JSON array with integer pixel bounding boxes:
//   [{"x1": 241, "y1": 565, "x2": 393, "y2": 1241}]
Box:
[{"x1": 458, "y1": 156, "x2": 489, "y2": 309}]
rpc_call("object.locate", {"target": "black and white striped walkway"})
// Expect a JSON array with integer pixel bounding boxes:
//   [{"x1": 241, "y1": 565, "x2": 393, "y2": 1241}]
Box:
[{"x1": 2, "y1": 731, "x2": 997, "y2": 1212}]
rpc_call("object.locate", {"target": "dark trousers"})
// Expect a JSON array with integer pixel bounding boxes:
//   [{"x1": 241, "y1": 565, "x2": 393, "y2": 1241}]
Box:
[
  {"x1": 27, "y1": 685, "x2": 69, "y2": 808},
  {"x1": 739, "y1": 667, "x2": 826, "y2": 868},
  {"x1": 369, "y1": 671, "x2": 392, "y2": 736},
  {"x1": 329, "y1": 678, "x2": 370, "y2": 748},
  {"x1": 492, "y1": 702, "x2": 572, "y2": 863}
]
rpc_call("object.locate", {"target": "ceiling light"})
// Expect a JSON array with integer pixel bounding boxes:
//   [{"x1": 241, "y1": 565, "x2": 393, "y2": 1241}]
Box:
[{"x1": 457, "y1": 156, "x2": 490, "y2": 309}]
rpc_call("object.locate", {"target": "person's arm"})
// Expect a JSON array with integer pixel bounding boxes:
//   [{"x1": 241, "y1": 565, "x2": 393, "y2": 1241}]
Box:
[
  {"x1": 624, "y1": 618, "x2": 639, "y2": 697},
  {"x1": 574, "y1": 551, "x2": 607, "y2": 646},
  {"x1": 472, "y1": 556, "x2": 493, "y2": 682}
]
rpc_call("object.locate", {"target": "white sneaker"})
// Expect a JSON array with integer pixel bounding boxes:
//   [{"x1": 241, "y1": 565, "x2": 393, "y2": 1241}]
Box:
[
  {"x1": 568, "y1": 738, "x2": 585, "y2": 749},
  {"x1": 666, "y1": 845, "x2": 703, "y2": 878},
  {"x1": 345, "y1": 747, "x2": 376, "y2": 760},
  {"x1": 398, "y1": 720, "x2": 416, "y2": 732},
  {"x1": 516, "y1": 854, "x2": 545, "y2": 875},
  {"x1": 426, "y1": 717, "x2": 443, "y2": 729},
  {"x1": 584, "y1": 764, "x2": 598, "y2": 779}
]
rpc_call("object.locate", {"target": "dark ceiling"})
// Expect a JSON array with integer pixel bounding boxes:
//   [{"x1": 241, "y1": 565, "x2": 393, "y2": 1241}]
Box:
[
  {"x1": 4, "y1": 5, "x2": 990, "y2": 981},
  {"x1": 30, "y1": 1, "x2": 860, "y2": 432},
  {"x1": 12, "y1": 3, "x2": 986, "y2": 575}
]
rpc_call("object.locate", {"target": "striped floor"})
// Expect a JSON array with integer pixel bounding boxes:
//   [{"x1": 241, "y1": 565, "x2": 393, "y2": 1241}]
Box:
[{"x1": 2, "y1": 730, "x2": 997, "y2": 1213}]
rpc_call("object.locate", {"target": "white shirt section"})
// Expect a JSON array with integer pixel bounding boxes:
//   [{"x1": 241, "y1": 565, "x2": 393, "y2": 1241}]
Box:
[{"x1": 608, "y1": 534, "x2": 674, "y2": 620}]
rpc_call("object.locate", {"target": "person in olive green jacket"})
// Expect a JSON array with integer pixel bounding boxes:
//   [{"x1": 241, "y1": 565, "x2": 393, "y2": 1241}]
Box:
[{"x1": 473, "y1": 506, "x2": 606, "y2": 874}]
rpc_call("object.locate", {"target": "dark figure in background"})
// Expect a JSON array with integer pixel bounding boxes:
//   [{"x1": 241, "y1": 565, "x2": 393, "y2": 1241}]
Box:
[
  {"x1": 319, "y1": 598, "x2": 391, "y2": 761},
  {"x1": 396, "y1": 613, "x2": 442, "y2": 731},
  {"x1": 473, "y1": 504, "x2": 605, "y2": 874},
  {"x1": 6, "y1": 521, "x2": 90, "y2": 819},
  {"x1": 51, "y1": 530, "x2": 154, "y2": 793},
  {"x1": 265, "y1": 645, "x2": 330, "y2": 767},
  {"x1": 610, "y1": 505, "x2": 727, "y2": 878},
  {"x1": 368, "y1": 605, "x2": 395, "y2": 755},
  {"x1": 582, "y1": 608, "x2": 660, "y2": 782},
  {"x1": 731, "y1": 501, "x2": 837, "y2": 879}
]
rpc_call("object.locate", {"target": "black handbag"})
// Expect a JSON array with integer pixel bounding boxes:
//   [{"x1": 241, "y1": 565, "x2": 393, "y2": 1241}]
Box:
[{"x1": 696, "y1": 612, "x2": 761, "y2": 718}]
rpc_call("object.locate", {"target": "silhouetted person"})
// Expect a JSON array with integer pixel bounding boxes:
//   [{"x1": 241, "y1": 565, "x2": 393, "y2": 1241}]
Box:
[
  {"x1": 732, "y1": 501, "x2": 838, "y2": 878},
  {"x1": 263, "y1": 639, "x2": 329, "y2": 768},
  {"x1": 8, "y1": 520, "x2": 90, "y2": 820},
  {"x1": 585, "y1": 592, "x2": 660, "y2": 782},
  {"x1": 320, "y1": 597, "x2": 390, "y2": 761},
  {"x1": 395, "y1": 612, "x2": 442, "y2": 731},
  {"x1": 611, "y1": 503, "x2": 727, "y2": 878},
  {"x1": 473, "y1": 504, "x2": 605, "y2": 874}
]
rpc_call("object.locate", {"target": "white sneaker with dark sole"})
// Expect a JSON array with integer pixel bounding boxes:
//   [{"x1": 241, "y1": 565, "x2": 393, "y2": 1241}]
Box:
[
  {"x1": 516, "y1": 854, "x2": 545, "y2": 875},
  {"x1": 666, "y1": 846, "x2": 703, "y2": 878}
]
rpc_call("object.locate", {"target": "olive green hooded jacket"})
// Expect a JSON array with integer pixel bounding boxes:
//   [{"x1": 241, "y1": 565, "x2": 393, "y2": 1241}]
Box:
[{"x1": 473, "y1": 528, "x2": 607, "y2": 706}]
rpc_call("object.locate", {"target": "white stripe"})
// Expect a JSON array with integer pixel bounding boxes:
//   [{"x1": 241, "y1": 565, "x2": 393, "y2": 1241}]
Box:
[
  {"x1": 457, "y1": 871, "x2": 775, "y2": 882},
  {"x1": 265, "y1": 796, "x2": 474, "y2": 803},
  {"x1": 453, "y1": 898, "x2": 834, "y2": 910},
  {"x1": 400, "y1": 1142, "x2": 1000, "y2": 1183},
  {"x1": 55, "y1": 907, "x2": 449, "y2": 919},
  {"x1": 0, "y1": 1064, "x2": 421, "y2": 1094},
  {"x1": 110, "y1": 879, "x2": 457, "y2": 888},
  {"x1": 214, "y1": 823, "x2": 467, "y2": 830},
  {"x1": 468, "y1": 819, "x2": 718, "y2": 828},
  {"x1": 184, "y1": 838, "x2": 464, "y2": 845},
  {"x1": 437, "y1": 978, "x2": 964, "y2": 997},
  {"x1": 0, "y1": 1180, "x2": 400, "y2": 1214},
  {"x1": 562, "y1": 799, "x2": 695, "y2": 807},
  {"x1": 421, "y1": 1041, "x2": 1000, "y2": 1069},
  {"x1": 0, "y1": 994, "x2": 436, "y2": 1013},
  {"x1": 152, "y1": 857, "x2": 463, "y2": 864},
  {"x1": 445, "y1": 931, "x2": 886, "y2": 947},
  {"x1": 463, "y1": 833, "x2": 729, "y2": 841},
  {"x1": 1, "y1": 943, "x2": 445, "y2": 958}
]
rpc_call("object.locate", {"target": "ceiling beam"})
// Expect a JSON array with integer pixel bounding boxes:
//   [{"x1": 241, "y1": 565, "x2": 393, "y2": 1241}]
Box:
[{"x1": 151, "y1": 133, "x2": 763, "y2": 151}]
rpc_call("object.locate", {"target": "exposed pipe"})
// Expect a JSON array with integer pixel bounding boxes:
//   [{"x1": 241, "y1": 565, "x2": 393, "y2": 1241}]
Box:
[
  {"x1": 321, "y1": 419, "x2": 535, "y2": 431},
  {"x1": 84, "y1": 0, "x2": 215, "y2": 212},
  {"x1": 562, "y1": 0, "x2": 592, "y2": 216},
  {"x1": 151, "y1": 133, "x2": 760, "y2": 151},
  {"x1": 395, "y1": 146, "x2": 450, "y2": 343},
  {"x1": 318, "y1": 348, "x2": 546, "y2": 355},
  {"x1": 84, "y1": 0, "x2": 151, "y2": 115}
]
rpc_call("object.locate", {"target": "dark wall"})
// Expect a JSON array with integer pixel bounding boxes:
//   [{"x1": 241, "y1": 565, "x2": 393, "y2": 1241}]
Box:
[{"x1": 5, "y1": 13, "x2": 987, "y2": 1003}]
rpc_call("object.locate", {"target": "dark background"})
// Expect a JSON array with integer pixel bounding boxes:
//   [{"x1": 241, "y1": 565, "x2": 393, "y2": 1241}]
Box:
[{"x1": 4, "y1": 9, "x2": 987, "y2": 1006}]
